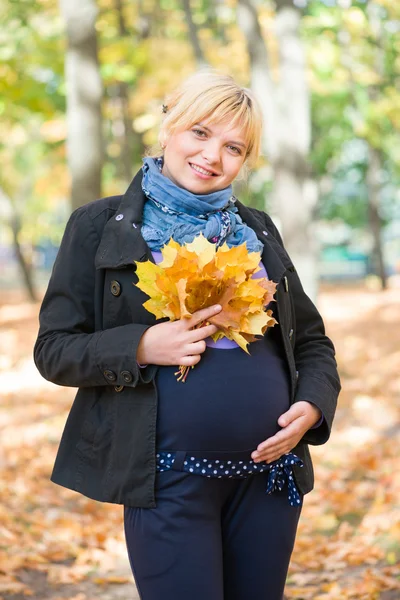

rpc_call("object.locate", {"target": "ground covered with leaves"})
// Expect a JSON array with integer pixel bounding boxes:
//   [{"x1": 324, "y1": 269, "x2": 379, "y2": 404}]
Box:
[{"x1": 0, "y1": 284, "x2": 399, "y2": 600}]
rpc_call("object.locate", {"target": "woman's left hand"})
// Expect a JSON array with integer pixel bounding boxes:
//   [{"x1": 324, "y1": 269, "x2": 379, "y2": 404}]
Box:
[{"x1": 251, "y1": 401, "x2": 322, "y2": 464}]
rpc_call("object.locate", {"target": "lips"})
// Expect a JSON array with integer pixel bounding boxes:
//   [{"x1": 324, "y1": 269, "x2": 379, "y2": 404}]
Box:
[{"x1": 189, "y1": 163, "x2": 219, "y2": 176}]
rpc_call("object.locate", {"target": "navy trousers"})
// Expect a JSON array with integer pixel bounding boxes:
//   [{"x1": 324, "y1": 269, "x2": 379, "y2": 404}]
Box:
[{"x1": 124, "y1": 469, "x2": 302, "y2": 600}]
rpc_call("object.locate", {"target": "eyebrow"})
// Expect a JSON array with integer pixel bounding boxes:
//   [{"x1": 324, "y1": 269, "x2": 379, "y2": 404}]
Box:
[{"x1": 196, "y1": 123, "x2": 247, "y2": 149}]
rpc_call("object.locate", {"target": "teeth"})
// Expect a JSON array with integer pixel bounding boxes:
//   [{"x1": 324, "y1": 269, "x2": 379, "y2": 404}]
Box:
[{"x1": 191, "y1": 163, "x2": 214, "y2": 176}]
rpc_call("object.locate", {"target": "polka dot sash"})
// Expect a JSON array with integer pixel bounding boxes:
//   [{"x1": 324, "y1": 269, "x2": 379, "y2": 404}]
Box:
[
  {"x1": 264, "y1": 454, "x2": 304, "y2": 506},
  {"x1": 156, "y1": 451, "x2": 303, "y2": 507}
]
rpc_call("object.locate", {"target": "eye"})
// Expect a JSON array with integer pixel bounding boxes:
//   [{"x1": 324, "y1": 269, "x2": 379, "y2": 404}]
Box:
[
  {"x1": 192, "y1": 128, "x2": 207, "y2": 137},
  {"x1": 227, "y1": 145, "x2": 242, "y2": 155}
]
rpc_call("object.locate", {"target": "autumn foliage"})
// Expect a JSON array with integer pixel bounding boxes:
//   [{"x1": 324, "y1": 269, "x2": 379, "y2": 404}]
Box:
[{"x1": 135, "y1": 235, "x2": 278, "y2": 353}]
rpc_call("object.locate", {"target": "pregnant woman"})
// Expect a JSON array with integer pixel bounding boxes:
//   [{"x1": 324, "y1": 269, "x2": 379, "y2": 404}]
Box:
[{"x1": 34, "y1": 70, "x2": 341, "y2": 600}]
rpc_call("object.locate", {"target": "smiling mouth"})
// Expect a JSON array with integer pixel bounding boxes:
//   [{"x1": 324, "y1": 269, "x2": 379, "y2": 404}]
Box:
[{"x1": 189, "y1": 163, "x2": 218, "y2": 176}]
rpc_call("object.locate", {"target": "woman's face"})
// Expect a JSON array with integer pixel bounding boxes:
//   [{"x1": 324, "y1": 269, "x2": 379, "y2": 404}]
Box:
[{"x1": 161, "y1": 120, "x2": 248, "y2": 194}]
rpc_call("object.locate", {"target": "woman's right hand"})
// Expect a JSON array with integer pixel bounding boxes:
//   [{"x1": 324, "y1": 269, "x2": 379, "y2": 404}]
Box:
[{"x1": 136, "y1": 304, "x2": 222, "y2": 367}]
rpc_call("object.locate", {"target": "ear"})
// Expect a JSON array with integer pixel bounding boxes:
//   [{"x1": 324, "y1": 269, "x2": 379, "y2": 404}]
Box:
[
  {"x1": 159, "y1": 132, "x2": 168, "y2": 149},
  {"x1": 236, "y1": 162, "x2": 249, "y2": 182}
]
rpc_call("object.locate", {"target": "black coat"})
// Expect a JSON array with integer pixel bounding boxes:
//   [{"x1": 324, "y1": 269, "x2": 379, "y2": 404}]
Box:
[{"x1": 34, "y1": 170, "x2": 341, "y2": 507}]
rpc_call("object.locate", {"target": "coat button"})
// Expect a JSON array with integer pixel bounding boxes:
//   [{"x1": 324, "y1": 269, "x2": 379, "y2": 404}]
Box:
[
  {"x1": 110, "y1": 280, "x2": 121, "y2": 296},
  {"x1": 121, "y1": 370, "x2": 133, "y2": 383},
  {"x1": 104, "y1": 369, "x2": 117, "y2": 382},
  {"x1": 114, "y1": 385, "x2": 124, "y2": 392}
]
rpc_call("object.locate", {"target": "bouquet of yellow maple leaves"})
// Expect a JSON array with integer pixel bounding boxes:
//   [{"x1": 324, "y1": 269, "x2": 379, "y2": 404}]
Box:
[{"x1": 135, "y1": 234, "x2": 278, "y2": 382}]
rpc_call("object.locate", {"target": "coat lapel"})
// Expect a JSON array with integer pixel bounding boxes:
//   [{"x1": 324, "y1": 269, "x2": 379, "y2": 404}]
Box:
[{"x1": 95, "y1": 170, "x2": 154, "y2": 270}]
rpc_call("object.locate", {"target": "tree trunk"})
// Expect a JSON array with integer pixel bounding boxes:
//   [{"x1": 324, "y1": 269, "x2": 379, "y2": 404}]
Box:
[
  {"x1": 365, "y1": 2, "x2": 387, "y2": 290},
  {"x1": 237, "y1": 0, "x2": 277, "y2": 160},
  {"x1": 182, "y1": 0, "x2": 208, "y2": 67},
  {"x1": 273, "y1": 0, "x2": 318, "y2": 301},
  {"x1": 339, "y1": 2, "x2": 387, "y2": 290},
  {"x1": 206, "y1": 0, "x2": 228, "y2": 45},
  {"x1": 237, "y1": 0, "x2": 318, "y2": 300},
  {"x1": 366, "y1": 146, "x2": 387, "y2": 288},
  {"x1": 113, "y1": 0, "x2": 135, "y2": 183},
  {"x1": 59, "y1": 0, "x2": 103, "y2": 210},
  {"x1": 10, "y1": 214, "x2": 37, "y2": 302},
  {"x1": 0, "y1": 187, "x2": 38, "y2": 302}
]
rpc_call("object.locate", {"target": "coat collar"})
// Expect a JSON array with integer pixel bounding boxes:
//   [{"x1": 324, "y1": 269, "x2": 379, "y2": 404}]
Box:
[
  {"x1": 95, "y1": 170, "x2": 288, "y2": 283},
  {"x1": 95, "y1": 170, "x2": 151, "y2": 270}
]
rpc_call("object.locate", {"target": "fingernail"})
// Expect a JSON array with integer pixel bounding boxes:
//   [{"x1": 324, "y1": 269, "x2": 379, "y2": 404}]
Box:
[{"x1": 214, "y1": 305, "x2": 222, "y2": 311}]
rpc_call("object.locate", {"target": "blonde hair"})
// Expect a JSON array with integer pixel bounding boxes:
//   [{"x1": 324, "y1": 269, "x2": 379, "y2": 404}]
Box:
[{"x1": 151, "y1": 70, "x2": 263, "y2": 171}]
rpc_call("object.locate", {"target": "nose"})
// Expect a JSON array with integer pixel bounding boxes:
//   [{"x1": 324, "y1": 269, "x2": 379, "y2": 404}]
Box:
[{"x1": 201, "y1": 140, "x2": 221, "y2": 165}]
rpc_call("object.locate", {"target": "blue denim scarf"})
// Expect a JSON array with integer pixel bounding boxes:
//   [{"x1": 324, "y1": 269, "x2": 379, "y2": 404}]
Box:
[{"x1": 141, "y1": 157, "x2": 263, "y2": 253}]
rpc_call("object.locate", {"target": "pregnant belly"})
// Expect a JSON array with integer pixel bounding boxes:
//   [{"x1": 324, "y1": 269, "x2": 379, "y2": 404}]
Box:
[{"x1": 155, "y1": 336, "x2": 291, "y2": 453}]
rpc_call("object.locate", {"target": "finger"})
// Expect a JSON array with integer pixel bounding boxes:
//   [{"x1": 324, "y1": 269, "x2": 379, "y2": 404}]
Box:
[
  {"x1": 179, "y1": 354, "x2": 202, "y2": 367},
  {"x1": 258, "y1": 437, "x2": 299, "y2": 459},
  {"x1": 251, "y1": 426, "x2": 299, "y2": 460},
  {"x1": 255, "y1": 439, "x2": 288, "y2": 455},
  {"x1": 256, "y1": 429, "x2": 289, "y2": 452},
  {"x1": 188, "y1": 304, "x2": 222, "y2": 327},
  {"x1": 188, "y1": 323, "x2": 219, "y2": 342},
  {"x1": 254, "y1": 431, "x2": 304, "y2": 460},
  {"x1": 252, "y1": 442, "x2": 287, "y2": 461},
  {"x1": 251, "y1": 444, "x2": 294, "y2": 463},
  {"x1": 264, "y1": 453, "x2": 285, "y2": 464},
  {"x1": 185, "y1": 340, "x2": 207, "y2": 356},
  {"x1": 277, "y1": 405, "x2": 303, "y2": 428},
  {"x1": 258, "y1": 418, "x2": 305, "y2": 452}
]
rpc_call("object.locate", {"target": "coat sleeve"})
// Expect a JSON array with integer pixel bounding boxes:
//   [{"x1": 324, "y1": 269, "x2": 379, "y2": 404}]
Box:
[
  {"x1": 264, "y1": 214, "x2": 341, "y2": 446},
  {"x1": 34, "y1": 207, "x2": 156, "y2": 389}
]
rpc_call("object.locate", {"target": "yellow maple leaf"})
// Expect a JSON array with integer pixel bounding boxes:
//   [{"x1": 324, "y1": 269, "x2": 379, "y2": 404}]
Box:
[
  {"x1": 158, "y1": 239, "x2": 180, "y2": 268},
  {"x1": 185, "y1": 233, "x2": 216, "y2": 269}
]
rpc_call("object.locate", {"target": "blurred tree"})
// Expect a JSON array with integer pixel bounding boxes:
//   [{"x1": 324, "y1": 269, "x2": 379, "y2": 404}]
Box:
[
  {"x1": 237, "y1": 0, "x2": 318, "y2": 300},
  {"x1": 0, "y1": 185, "x2": 37, "y2": 302},
  {"x1": 365, "y1": 1, "x2": 387, "y2": 288},
  {"x1": 182, "y1": 0, "x2": 208, "y2": 67},
  {"x1": 307, "y1": 0, "x2": 400, "y2": 287},
  {"x1": 59, "y1": 0, "x2": 103, "y2": 210},
  {"x1": 111, "y1": 0, "x2": 136, "y2": 183},
  {"x1": 0, "y1": 0, "x2": 67, "y2": 300}
]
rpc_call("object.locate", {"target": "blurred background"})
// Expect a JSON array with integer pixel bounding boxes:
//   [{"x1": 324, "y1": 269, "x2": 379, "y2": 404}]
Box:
[{"x1": 0, "y1": 1, "x2": 399, "y2": 599}]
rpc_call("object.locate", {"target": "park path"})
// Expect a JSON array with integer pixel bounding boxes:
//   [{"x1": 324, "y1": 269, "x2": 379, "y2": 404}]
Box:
[{"x1": 0, "y1": 284, "x2": 399, "y2": 599}]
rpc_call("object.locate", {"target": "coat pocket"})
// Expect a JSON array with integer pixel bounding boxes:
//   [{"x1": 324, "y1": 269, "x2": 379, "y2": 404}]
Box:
[{"x1": 76, "y1": 395, "x2": 112, "y2": 467}]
